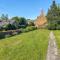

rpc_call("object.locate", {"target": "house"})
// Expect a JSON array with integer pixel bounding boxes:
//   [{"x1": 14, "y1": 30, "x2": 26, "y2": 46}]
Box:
[
  {"x1": 0, "y1": 20, "x2": 15, "y2": 27},
  {"x1": 34, "y1": 10, "x2": 47, "y2": 28}
]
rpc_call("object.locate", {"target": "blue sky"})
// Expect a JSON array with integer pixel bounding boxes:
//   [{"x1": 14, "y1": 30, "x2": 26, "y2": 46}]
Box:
[{"x1": 0, "y1": 0, "x2": 60, "y2": 19}]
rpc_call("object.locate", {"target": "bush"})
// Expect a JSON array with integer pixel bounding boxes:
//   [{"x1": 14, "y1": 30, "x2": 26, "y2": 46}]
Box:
[
  {"x1": 5, "y1": 24, "x2": 17, "y2": 30},
  {"x1": 56, "y1": 25, "x2": 60, "y2": 30},
  {"x1": 24, "y1": 26, "x2": 37, "y2": 32},
  {"x1": 47, "y1": 22, "x2": 60, "y2": 30},
  {"x1": 0, "y1": 32, "x2": 5, "y2": 39},
  {"x1": 18, "y1": 25, "x2": 27, "y2": 28},
  {"x1": 5, "y1": 34, "x2": 11, "y2": 38},
  {"x1": 0, "y1": 27, "x2": 3, "y2": 31},
  {"x1": 48, "y1": 22, "x2": 57, "y2": 30}
]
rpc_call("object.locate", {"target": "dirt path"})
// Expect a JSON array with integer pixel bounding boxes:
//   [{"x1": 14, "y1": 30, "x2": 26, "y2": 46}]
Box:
[{"x1": 46, "y1": 31, "x2": 58, "y2": 60}]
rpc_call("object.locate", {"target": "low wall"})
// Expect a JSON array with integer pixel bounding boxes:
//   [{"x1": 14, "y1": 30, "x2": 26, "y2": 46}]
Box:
[{"x1": 0, "y1": 29, "x2": 21, "y2": 39}]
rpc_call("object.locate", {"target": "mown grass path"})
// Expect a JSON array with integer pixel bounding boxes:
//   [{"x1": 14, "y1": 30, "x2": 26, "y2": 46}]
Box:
[
  {"x1": 0, "y1": 30, "x2": 49, "y2": 60},
  {"x1": 46, "y1": 31, "x2": 58, "y2": 60}
]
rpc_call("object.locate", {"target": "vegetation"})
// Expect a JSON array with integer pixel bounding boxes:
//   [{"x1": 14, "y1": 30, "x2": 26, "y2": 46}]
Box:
[
  {"x1": 0, "y1": 14, "x2": 8, "y2": 20},
  {"x1": 1, "y1": 1, "x2": 60, "y2": 31},
  {"x1": 54, "y1": 31, "x2": 60, "y2": 49},
  {"x1": 5, "y1": 24, "x2": 17, "y2": 30},
  {"x1": 0, "y1": 26, "x2": 37, "y2": 39},
  {"x1": 47, "y1": 0, "x2": 60, "y2": 30},
  {"x1": 53, "y1": 31, "x2": 60, "y2": 60},
  {"x1": 0, "y1": 15, "x2": 35, "y2": 31},
  {"x1": 22, "y1": 26, "x2": 37, "y2": 32},
  {"x1": 0, "y1": 29, "x2": 49, "y2": 60},
  {"x1": 12, "y1": 17, "x2": 28, "y2": 29}
]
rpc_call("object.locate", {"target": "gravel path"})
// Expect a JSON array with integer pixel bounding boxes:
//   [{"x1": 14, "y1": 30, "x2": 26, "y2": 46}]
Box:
[{"x1": 46, "y1": 31, "x2": 58, "y2": 60}]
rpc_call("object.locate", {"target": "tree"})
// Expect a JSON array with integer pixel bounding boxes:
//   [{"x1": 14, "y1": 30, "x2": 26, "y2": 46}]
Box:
[
  {"x1": 12, "y1": 17, "x2": 27, "y2": 28},
  {"x1": 1, "y1": 14, "x2": 8, "y2": 20},
  {"x1": 5, "y1": 14, "x2": 8, "y2": 20},
  {"x1": 18, "y1": 17, "x2": 27, "y2": 28},
  {"x1": 5, "y1": 24, "x2": 16, "y2": 30},
  {"x1": 12, "y1": 16, "x2": 20, "y2": 28},
  {"x1": 19, "y1": 17, "x2": 27, "y2": 25},
  {"x1": 47, "y1": 0, "x2": 58, "y2": 22},
  {"x1": 12, "y1": 16, "x2": 19, "y2": 22},
  {"x1": 47, "y1": 0, "x2": 60, "y2": 30}
]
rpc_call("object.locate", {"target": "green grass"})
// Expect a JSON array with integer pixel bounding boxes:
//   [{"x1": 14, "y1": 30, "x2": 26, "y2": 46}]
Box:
[
  {"x1": 0, "y1": 29, "x2": 49, "y2": 60},
  {"x1": 54, "y1": 30, "x2": 60, "y2": 49}
]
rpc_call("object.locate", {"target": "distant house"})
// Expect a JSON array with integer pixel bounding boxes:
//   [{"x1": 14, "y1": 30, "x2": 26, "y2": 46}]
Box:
[
  {"x1": 0, "y1": 20, "x2": 15, "y2": 27},
  {"x1": 34, "y1": 10, "x2": 47, "y2": 28}
]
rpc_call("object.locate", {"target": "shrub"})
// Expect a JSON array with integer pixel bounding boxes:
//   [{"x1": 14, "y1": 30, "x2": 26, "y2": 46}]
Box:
[
  {"x1": 5, "y1": 34, "x2": 11, "y2": 38},
  {"x1": 48, "y1": 22, "x2": 57, "y2": 30},
  {"x1": 5, "y1": 24, "x2": 17, "y2": 30},
  {"x1": 24, "y1": 26, "x2": 37, "y2": 32},
  {"x1": 0, "y1": 27, "x2": 3, "y2": 31},
  {"x1": 18, "y1": 25, "x2": 27, "y2": 28},
  {"x1": 0, "y1": 32, "x2": 5, "y2": 39},
  {"x1": 56, "y1": 25, "x2": 60, "y2": 30}
]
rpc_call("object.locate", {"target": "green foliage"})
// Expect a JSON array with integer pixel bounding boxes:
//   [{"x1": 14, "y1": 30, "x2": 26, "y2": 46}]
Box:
[
  {"x1": 19, "y1": 17, "x2": 27, "y2": 25},
  {"x1": 1, "y1": 14, "x2": 8, "y2": 20},
  {"x1": 47, "y1": 0, "x2": 59, "y2": 21},
  {"x1": 0, "y1": 32, "x2": 5, "y2": 39},
  {"x1": 5, "y1": 24, "x2": 17, "y2": 30},
  {"x1": 12, "y1": 17, "x2": 27, "y2": 28},
  {"x1": 12, "y1": 16, "x2": 20, "y2": 29},
  {"x1": 0, "y1": 27, "x2": 4, "y2": 31},
  {"x1": 22, "y1": 26, "x2": 37, "y2": 32},
  {"x1": 56, "y1": 25, "x2": 60, "y2": 30},
  {"x1": 48, "y1": 22, "x2": 57, "y2": 30},
  {"x1": 47, "y1": 0, "x2": 60, "y2": 30},
  {"x1": 54, "y1": 31, "x2": 60, "y2": 50},
  {"x1": 18, "y1": 25, "x2": 26, "y2": 28}
]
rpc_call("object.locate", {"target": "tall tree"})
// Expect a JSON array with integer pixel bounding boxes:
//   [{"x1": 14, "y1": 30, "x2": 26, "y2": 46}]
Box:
[
  {"x1": 19, "y1": 17, "x2": 27, "y2": 25},
  {"x1": 1, "y1": 14, "x2": 8, "y2": 20},
  {"x1": 12, "y1": 16, "x2": 19, "y2": 28},
  {"x1": 47, "y1": 0, "x2": 59, "y2": 22},
  {"x1": 12, "y1": 16, "x2": 27, "y2": 28},
  {"x1": 5, "y1": 14, "x2": 8, "y2": 21},
  {"x1": 47, "y1": 0, "x2": 60, "y2": 30}
]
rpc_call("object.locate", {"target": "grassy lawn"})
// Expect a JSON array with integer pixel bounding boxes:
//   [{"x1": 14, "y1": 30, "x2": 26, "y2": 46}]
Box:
[
  {"x1": 54, "y1": 30, "x2": 60, "y2": 58},
  {"x1": 0, "y1": 29, "x2": 49, "y2": 60},
  {"x1": 54, "y1": 30, "x2": 60, "y2": 51}
]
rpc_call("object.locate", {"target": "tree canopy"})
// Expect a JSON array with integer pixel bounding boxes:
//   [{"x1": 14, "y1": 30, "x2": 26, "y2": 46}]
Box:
[
  {"x1": 47, "y1": 0, "x2": 60, "y2": 30},
  {"x1": 1, "y1": 14, "x2": 8, "y2": 20}
]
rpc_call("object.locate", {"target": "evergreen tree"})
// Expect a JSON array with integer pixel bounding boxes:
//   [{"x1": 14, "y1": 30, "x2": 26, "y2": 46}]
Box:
[
  {"x1": 47, "y1": 0, "x2": 60, "y2": 30},
  {"x1": 47, "y1": 0, "x2": 58, "y2": 22}
]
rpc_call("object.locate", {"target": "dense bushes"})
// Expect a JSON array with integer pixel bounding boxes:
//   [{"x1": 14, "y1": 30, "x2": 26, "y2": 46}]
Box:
[
  {"x1": 5, "y1": 24, "x2": 17, "y2": 30},
  {"x1": 56, "y1": 25, "x2": 60, "y2": 30},
  {"x1": 48, "y1": 21, "x2": 60, "y2": 30},
  {"x1": 20, "y1": 26, "x2": 37, "y2": 32},
  {"x1": 24, "y1": 26, "x2": 37, "y2": 32},
  {"x1": 48, "y1": 22, "x2": 56, "y2": 30},
  {"x1": 0, "y1": 32, "x2": 5, "y2": 39}
]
